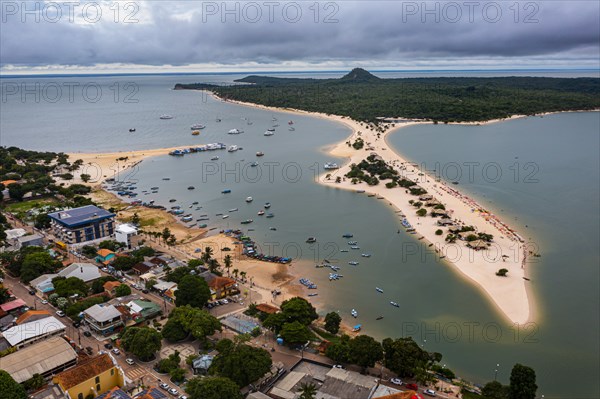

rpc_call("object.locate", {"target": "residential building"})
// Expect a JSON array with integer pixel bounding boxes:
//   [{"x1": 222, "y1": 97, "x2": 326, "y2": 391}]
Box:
[
  {"x1": 200, "y1": 272, "x2": 238, "y2": 299},
  {"x1": 17, "y1": 234, "x2": 44, "y2": 248},
  {"x1": 131, "y1": 261, "x2": 153, "y2": 276},
  {"x1": 83, "y1": 304, "x2": 124, "y2": 335},
  {"x1": 103, "y1": 281, "x2": 122, "y2": 296},
  {"x1": 115, "y1": 224, "x2": 138, "y2": 249},
  {"x1": 1, "y1": 316, "x2": 67, "y2": 348},
  {"x1": 48, "y1": 205, "x2": 116, "y2": 245},
  {"x1": 1, "y1": 338, "x2": 77, "y2": 383},
  {"x1": 152, "y1": 280, "x2": 177, "y2": 301},
  {"x1": 0, "y1": 298, "x2": 27, "y2": 314},
  {"x1": 30, "y1": 263, "x2": 101, "y2": 295},
  {"x1": 53, "y1": 353, "x2": 125, "y2": 399},
  {"x1": 126, "y1": 300, "x2": 161, "y2": 323},
  {"x1": 96, "y1": 249, "x2": 116, "y2": 265}
]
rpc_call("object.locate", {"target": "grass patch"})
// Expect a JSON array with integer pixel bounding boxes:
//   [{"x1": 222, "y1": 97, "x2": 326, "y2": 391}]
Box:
[
  {"x1": 140, "y1": 217, "x2": 158, "y2": 227},
  {"x1": 4, "y1": 198, "x2": 59, "y2": 214},
  {"x1": 312, "y1": 327, "x2": 342, "y2": 344}
]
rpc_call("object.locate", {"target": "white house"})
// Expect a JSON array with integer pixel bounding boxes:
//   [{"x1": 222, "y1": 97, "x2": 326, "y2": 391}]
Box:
[{"x1": 115, "y1": 224, "x2": 138, "y2": 249}]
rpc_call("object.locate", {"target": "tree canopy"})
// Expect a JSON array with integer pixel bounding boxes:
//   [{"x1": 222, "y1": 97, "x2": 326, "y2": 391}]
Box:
[
  {"x1": 0, "y1": 370, "x2": 27, "y2": 399},
  {"x1": 175, "y1": 275, "x2": 211, "y2": 308},
  {"x1": 209, "y1": 338, "x2": 272, "y2": 387},
  {"x1": 166, "y1": 305, "x2": 221, "y2": 343},
  {"x1": 52, "y1": 276, "x2": 89, "y2": 297},
  {"x1": 185, "y1": 376, "x2": 241, "y2": 399},
  {"x1": 115, "y1": 284, "x2": 131, "y2": 296},
  {"x1": 509, "y1": 363, "x2": 537, "y2": 399},
  {"x1": 121, "y1": 327, "x2": 162, "y2": 361},
  {"x1": 349, "y1": 335, "x2": 383, "y2": 369},
  {"x1": 324, "y1": 312, "x2": 342, "y2": 334}
]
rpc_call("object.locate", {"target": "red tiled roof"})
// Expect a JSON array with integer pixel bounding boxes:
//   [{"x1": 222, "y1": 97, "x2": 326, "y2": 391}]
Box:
[
  {"x1": 207, "y1": 276, "x2": 235, "y2": 290},
  {"x1": 0, "y1": 298, "x2": 26, "y2": 312},
  {"x1": 104, "y1": 281, "x2": 121, "y2": 291},
  {"x1": 15, "y1": 310, "x2": 51, "y2": 325},
  {"x1": 97, "y1": 249, "x2": 115, "y2": 257},
  {"x1": 256, "y1": 303, "x2": 279, "y2": 314},
  {"x1": 55, "y1": 354, "x2": 115, "y2": 390}
]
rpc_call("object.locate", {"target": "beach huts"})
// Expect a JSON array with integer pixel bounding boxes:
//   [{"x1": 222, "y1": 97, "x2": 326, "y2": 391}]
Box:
[
  {"x1": 437, "y1": 218, "x2": 454, "y2": 226},
  {"x1": 468, "y1": 240, "x2": 489, "y2": 250}
]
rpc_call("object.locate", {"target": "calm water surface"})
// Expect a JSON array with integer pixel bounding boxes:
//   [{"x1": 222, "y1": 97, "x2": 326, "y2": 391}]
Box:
[{"x1": 1, "y1": 75, "x2": 598, "y2": 398}]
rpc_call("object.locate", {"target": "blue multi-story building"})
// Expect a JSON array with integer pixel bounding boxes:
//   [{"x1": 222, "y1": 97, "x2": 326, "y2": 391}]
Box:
[{"x1": 48, "y1": 205, "x2": 116, "y2": 245}]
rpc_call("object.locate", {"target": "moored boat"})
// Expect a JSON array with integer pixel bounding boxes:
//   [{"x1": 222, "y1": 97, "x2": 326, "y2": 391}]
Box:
[
  {"x1": 376, "y1": 287, "x2": 383, "y2": 293},
  {"x1": 351, "y1": 309, "x2": 358, "y2": 318},
  {"x1": 246, "y1": 196, "x2": 253, "y2": 203},
  {"x1": 256, "y1": 151, "x2": 264, "y2": 157},
  {"x1": 306, "y1": 237, "x2": 317, "y2": 243},
  {"x1": 222, "y1": 189, "x2": 231, "y2": 194},
  {"x1": 390, "y1": 301, "x2": 399, "y2": 308}
]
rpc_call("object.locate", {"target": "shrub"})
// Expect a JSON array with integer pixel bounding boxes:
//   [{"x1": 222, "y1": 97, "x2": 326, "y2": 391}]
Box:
[
  {"x1": 496, "y1": 268, "x2": 509, "y2": 277},
  {"x1": 435, "y1": 229, "x2": 443, "y2": 236}
]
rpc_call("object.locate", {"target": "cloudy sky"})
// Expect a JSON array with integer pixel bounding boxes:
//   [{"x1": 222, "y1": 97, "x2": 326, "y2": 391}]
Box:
[{"x1": 1, "y1": 0, "x2": 599, "y2": 73}]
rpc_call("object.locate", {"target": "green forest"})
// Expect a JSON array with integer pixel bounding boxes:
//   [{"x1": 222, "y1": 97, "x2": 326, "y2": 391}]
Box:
[{"x1": 175, "y1": 68, "x2": 600, "y2": 123}]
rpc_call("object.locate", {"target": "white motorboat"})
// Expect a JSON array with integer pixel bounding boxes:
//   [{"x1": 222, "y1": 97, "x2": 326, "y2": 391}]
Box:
[
  {"x1": 191, "y1": 123, "x2": 206, "y2": 129},
  {"x1": 228, "y1": 145, "x2": 238, "y2": 152},
  {"x1": 324, "y1": 162, "x2": 339, "y2": 170},
  {"x1": 246, "y1": 196, "x2": 253, "y2": 203},
  {"x1": 351, "y1": 309, "x2": 358, "y2": 318},
  {"x1": 228, "y1": 128, "x2": 244, "y2": 134},
  {"x1": 160, "y1": 114, "x2": 173, "y2": 120},
  {"x1": 264, "y1": 131, "x2": 274, "y2": 136}
]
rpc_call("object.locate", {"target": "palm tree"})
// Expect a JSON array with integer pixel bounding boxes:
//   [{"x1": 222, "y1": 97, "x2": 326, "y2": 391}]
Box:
[
  {"x1": 224, "y1": 254, "x2": 232, "y2": 276},
  {"x1": 232, "y1": 268, "x2": 239, "y2": 280},
  {"x1": 208, "y1": 258, "x2": 220, "y2": 274},
  {"x1": 298, "y1": 383, "x2": 317, "y2": 399},
  {"x1": 161, "y1": 227, "x2": 171, "y2": 244},
  {"x1": 240, "y1": 271, "x2": 247, "y2": 282},
  {"x1": 202, "y1": 247, "x2": 214, "y2": 263}
]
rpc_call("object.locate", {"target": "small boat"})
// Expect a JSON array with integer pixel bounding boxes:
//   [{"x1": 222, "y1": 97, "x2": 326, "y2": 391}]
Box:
[
  {"x1": 324, "y1": 162, "x2": 339, "y2": 170},
  {"x1": 361, "y1": 253, "x2": 371, "y2": 257},
  {"x1": 250, "y1": 162, "x2": 258, "y2": 167},
  {"x1": 342, "y1": 233, "x2": 353, "y2": 238},
  {"x1": 390, "y1": 301, "x2": 399, "y2": 308},
  {"x1": 191, "y1": 131, "x2": 200, "y2": 136},
  {"x1": 222, "y1": 189, "x2": 231, "y2": 194},
  {"x1": 308, "y1": 293, "x2": 318, "y2": 297},
  {"x1": 222, "y1": 215, "x2": 229, "y2": 219},
  {"x1": 353, "y1": 324, "x2": 362, "y2": 332},
  {"x1": 269, "y1": 227, "x2": 277, "y2": 231},
  {"x1": 216, "y1": 117, "x2": 221, "y2": 122},
  {"x1": 162, "y1": 177, "x2": 170, "y2": 181},
  {"x1": 350, "y1": 246, "x2": 360, "y2": 250},
  {"x1": 264, "y1": 131, "x2": 274, "y2": 136},
  {"x1": 256, "y1": 151, "x2": 264, "y2": 157},
  {"x1": 348, "y1": 261, "x2": 359, "y2": 266},
  {"x1": 211, "y1": 156, "x2": 219, "y2": 161},
  {"x1": 229, "y1": 208, "x2": 238, "y2": 212},
  {"x1": 452, "y1": 181, "x2": 459, "y2": 185},
  {"x1": 129, "y1": 128, "x2": 136, "y2": 132},
  {"x1": 340, "y1": 249, "x2": 349, "y2": 253},
  {"x1": 246, "y1": 197, "x2": 253, "y2": 203},
  {"x1": 228, "y1": 128, "x2": 243, "y2": 134},
  {"x1": 258, "y1": 210, "x2": 265, "y2": 216},
  {"x1": 289, "y1": 127, "x2": 295, "y2": 131},
  {"x1": 356, "y1": 190, "x2": 365, "y2": 193},
  {"x1": 151, "y1": 186, "x2": 159, "y2": 190},
  {"x1": 192, "y1": 201, "x2": 199, "y2": 205},
  {"x1": 228, "y1": 145, "x2": 238, "y2": 152},
  {"x1": 348, "y1": 241, "x2": 358, "y2": 245},
  {"x1": 376, "y1": 316, "x2": 384, "y2": 320},
  {"x1": 240, "y1": 219, "x2": 253, "y2": 224},
  {"x1": 306, "y1": 237, "x2": 317, "y2": 243},
  {"x1": 272, "y1": 117, "x2": 278, "y2": 121},
  {"x1": 160, "y1": 114, "x2": 173, "y2": 120},
  {"x1": 264, "y1": 203, "x2": 271, "y2": 208},
  {"x1": 376, "y1": 287, "x2": 383, "y2": 293},
  {"x1": 288, "y1": 120, "x2": 294, "y2": 125},
  {"x1": 265, "y1": 213, "x2": 274, "y2": 218},
  {"x1": 169, "y1": 199, "x2": 177, "y2": 202},
  {"x1": 351, "y1": 309, "x2": 358, "y2": 318},
  {"x1": 191, "y1": 123, "x2": 206, "y2": 130},
  {"x1": 267, "y1": 127, "x2": 276, "y2": 131},
  {"x1": 188, "y1": 186, "x2": 195, "y2": 190}
]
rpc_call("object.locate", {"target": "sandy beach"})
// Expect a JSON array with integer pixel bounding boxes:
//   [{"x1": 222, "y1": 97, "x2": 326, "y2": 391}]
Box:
[
  {"x1": 213, "y1": 93, "x2": 539, "y2": 325},
  {"x1": 63, "y1": 92, "x2": 556, "y2": 325}
]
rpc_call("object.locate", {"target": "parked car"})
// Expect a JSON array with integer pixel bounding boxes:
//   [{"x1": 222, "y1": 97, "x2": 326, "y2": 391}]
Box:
[
  {"x1": 159, "y1": 383, "x2": 170, "y2": 390},
  {"x1": 405, "y1": 383, "x2": 418, "y2": 390},
  {"x1": 28, "y1": 290, "x2": 36, "y2": 295},
  {"x1": 73, "y1": 321, "x2": 81, "y2": 328},
  {"x1": 126, "y1": 358, "x2": 135, "y2": 365},
  {"x1": 142, "y1": 289, "x2": 149, "y2": 294},
  {"x1": 85, "y1": 347, "x2": 93, "y2": 355},
  {"x1": 168, "y1": 388, "x2": 179, "y2": 395},
  {"x1": 56, "y1": 310, "x2": 65, "y2": 317},
  {"x1": 423, "y1": 389, "x2": 436, "y2": 397},
  {"x1": 83, "y1": 331, "x2": 92, "y2": 337},
  {"x1": 112, "y1": 348, "x2": 121, "y2": 355},
  {"x1": 41, "y1": 300, "x2": 48, "y2": 305},
  {"x1": 390, "y1": 378, "x2": 403, "y2": 385},
  {"x1": 179, "y1": 396, "x2": 188, "y2": 399},
  {"x1": 104, "y1": 343, "x2": 113, "y2": 349}
]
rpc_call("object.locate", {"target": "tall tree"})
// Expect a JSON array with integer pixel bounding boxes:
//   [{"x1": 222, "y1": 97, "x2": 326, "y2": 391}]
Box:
[
  {"x1": 121, "y1": 327, "x2": 162, "y2": 361},
  {"x1": 509, "y1": 363, "x2": 537, "y2": 399},
  {"x1": 279, "y1": 321, "x2": 312, "y2": 345},
  {"x1": 349, "y1": 335, "x2": 383, "y2": 369},
  {"x1": 186, "y1": 376, "x2": 241, "y2": 399},
  {"x1": 280, "y1": 297, "x2": 318, "y2": 326},
  {"x1": 482, "y1": 381, "x2": 509, "y2": 399},
  {"x1": 0, "y1": 370, "x2": 27, "y2": 399},
  {"x1": 298, "y1": 382, "x2": 318, "y2": 399},
  {"x1": 209, "y1": 339, "x2": 272, "y2": 387},
  {"x1": 324, "y1": 312, "x2": 342, "y2": 334},
  {"x1": 224, "y1": 254, "x2": 232, "y2": 276},
  {"x1": 175, "y1": 275, "x2": 211, "y2": 308},
  {"x1": 167, "y1": 306, "x2": 221, "y2": 345}
]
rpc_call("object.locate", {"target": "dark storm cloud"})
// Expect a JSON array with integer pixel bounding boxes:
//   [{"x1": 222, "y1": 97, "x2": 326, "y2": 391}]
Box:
[{"x1": 0, "y1": 0, "x2": 598, "y2": 68}]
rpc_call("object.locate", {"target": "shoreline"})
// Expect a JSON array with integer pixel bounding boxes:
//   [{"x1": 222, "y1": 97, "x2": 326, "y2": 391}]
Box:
[{"x1": 208, "y1": 92, "x2": 567, "y2": 325}]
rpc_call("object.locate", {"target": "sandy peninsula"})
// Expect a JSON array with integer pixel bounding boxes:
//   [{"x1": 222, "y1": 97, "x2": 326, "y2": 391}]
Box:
[{"x1": 212, "y1": 93, "x2": 535, "y2": 325}]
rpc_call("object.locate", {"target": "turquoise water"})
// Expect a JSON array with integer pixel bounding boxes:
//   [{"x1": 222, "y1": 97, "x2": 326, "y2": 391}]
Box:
[{"x1": 1, "y1": 75, "x2": 598, "y2": 397}]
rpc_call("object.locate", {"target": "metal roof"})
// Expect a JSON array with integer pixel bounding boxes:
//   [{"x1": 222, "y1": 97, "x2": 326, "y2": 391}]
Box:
[
  {"x1": 48, "y1": 205, "x2": 115, "y2": 227},
  {"x1": 84, "y1": 304, "x2": 122, "y2": 322},
  {"x1": 1, "y1": 316, "x2": 66, "y2": 346},
  {"x1": 59, "y1": 263, "x2": 101, "y2": 282},
  {"x1": 0, "y1": 338, "x2": 77, "y2": 383}
]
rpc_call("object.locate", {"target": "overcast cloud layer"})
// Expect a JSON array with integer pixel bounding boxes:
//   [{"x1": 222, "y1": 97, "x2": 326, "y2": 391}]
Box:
[{"x1": 1, "y1": 0, "x2": 599, "y2": 72}]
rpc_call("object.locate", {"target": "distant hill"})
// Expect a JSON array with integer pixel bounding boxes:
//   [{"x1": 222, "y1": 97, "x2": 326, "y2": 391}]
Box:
[{"x1": 174, "y1": 69, "x2": 600, "y2": 123}]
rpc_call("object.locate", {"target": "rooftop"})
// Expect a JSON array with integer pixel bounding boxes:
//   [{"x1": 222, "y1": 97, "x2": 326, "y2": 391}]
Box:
[
  {"x1": 5, "y1": 228, "x2": 27, "y2": 240},
  {"x1": 55, "y1": 353, "x2": 115, "y2": 390},
  {"x1": 133, "y1": 387, "x2": 169, "y2": 399},
  {"x1": 0, "y1": 298, "x2": 27, "y2": 312},
  {"x1": 116, "y1": 224, "x2": 138, "y2": 234},
  {"x1": 97, "y1": 249, "x2": 116, "y2": 257},
  {"x1": 48, "y1": 205, "x2": 115, "y2": 227},
  {"x1": 84, "y1": 304, "x2": 122, "y2": 322},
  {"x1": 1, "y1": 316, "x2": 66, "y2": 346},
  {"x1": 0, "y1": 338, "x2": 77, "y2": 383},
  {"x1": 104, "y1": 281, "x2": 122, "y2": 291},
  {"x1": 96, "y1": 387, "x2": 132, "y2": 399},
  {"x1": 256, "y1": 303, "x2": 280, "y2": 314},
  {"x1": 15, "y1": 310, "x2": 51, "y2": 325},
  {"x1": 18, "y1": 234, "x2": 43, "y2": 243},
  {"x1": 59, "y1": 263, "x2": 101, "y2": 282}
]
